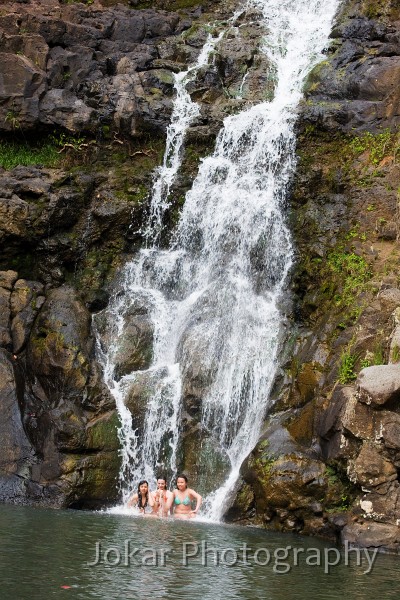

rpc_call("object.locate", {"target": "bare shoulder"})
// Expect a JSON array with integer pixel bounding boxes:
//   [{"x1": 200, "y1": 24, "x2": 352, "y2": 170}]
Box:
[{"x1": 127, "y1": 492, "x2": 138, "y2": 506}]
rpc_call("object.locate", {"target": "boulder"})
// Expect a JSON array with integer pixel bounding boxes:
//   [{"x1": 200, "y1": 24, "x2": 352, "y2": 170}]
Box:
[
  {"x1": 348, "y1": 443, "x2": 397, "y2": 488},
  {"x1": 123, "y1": 370, "x2": 158, "y2": 431},
  {"x1": 27, "y1": 286, "x2": 92, "y2": 404},
  {"x1": 0, "y1": 270, "x2": 18, "y2": 290},
  {"x1": 10, "y1": 279, "x2": 45, "y2": 353},
  {"x1": 0, "y1": 4, "x2": 189, "y2": 136},
  {"x1": 378, "y1": 288, "x2": 400, "y2": 309},
  {"x1": 0, "y1": 349, "x2": 33, "y2": 471},
  {"x1": 39, "y1": 89, "x2": 95, "y2": 131},
  {"x1": 0, "y1": 349, "x2": 36, "y2": 502},
  {"x1": 357, "y1": 365, "x2": 400, "y2": 407},
  {"x1": 359, "y1": 483, "x2": 400, "y2": 523},
  {"x1": 0, "y1": 52, "x2": 46, "y2": 130},
  {"x1": 179, "y1": 427, "x2": 231, "y2": 496},
  {"x1": 342, "y1": 522, "x2": 400, "y2": 552},
  {"x1": 380, "y1": 412, "x2": 400, "y2": 451}
]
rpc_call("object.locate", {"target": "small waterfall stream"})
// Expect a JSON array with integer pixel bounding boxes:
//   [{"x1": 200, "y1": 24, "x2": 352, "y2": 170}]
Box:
[{"x1": 95, "y1": 0, "x2": 341, "y2": 516}]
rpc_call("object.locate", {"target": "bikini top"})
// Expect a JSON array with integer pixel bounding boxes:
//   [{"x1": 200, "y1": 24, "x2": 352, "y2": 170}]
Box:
[{"x1": 174, "y1": 494, "x2": 191, "y2": 506}]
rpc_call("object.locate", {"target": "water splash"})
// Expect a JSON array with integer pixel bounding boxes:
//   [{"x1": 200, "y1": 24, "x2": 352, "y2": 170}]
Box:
[{"x1": 95, "y1": 0, "x2": 341, "y2": 515}]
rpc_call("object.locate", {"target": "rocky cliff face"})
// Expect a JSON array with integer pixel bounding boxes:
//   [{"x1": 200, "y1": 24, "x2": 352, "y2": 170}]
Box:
[
  {"x1": 227, "y1": 0, "x2": 400, "y2": 554},
  {"x1": 0, "y1": 0, "x2": 206, "y2": 507},
  {"x1": 0, "y1": 0, "x2": 276, "y2": 507},
  {"x1": 1, "y1": 0, "x2": 400, "y2": 552},
  {"x1": 0, "y1": 0, "x2": 256, "y2": 507}
]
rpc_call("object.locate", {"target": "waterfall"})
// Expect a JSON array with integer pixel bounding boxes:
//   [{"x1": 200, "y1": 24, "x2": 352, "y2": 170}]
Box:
[
  {"x1": 144, "y1": 32, "x2": 224, "y2": 245},
  {"x1": 95, "y1": 0, "x2": 341, "y2": 515}
]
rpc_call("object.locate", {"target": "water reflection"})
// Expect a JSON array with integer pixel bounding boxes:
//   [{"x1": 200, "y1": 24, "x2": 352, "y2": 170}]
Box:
[{"x1": 0, "y1": 505, "x2": 398, "y2": 599}]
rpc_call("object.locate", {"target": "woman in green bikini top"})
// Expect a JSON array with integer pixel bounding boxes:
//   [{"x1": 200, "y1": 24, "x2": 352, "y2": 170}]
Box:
[{"x1": 172, "y1": 474, "x2": 202, "y2": 520}]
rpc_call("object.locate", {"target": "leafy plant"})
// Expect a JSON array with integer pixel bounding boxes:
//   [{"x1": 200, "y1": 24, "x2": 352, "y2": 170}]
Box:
[
  {"x1": 360, "y1": 358, "x2": 371, "y2": 369},
  {"x1": 373, "y1": 344, "x2": 384, "y2": 365},
  {"x1": 349, "y1": 129, "x2": 391, "y2": 165},
  {"x1": 325, "y1": 465, "x2": 338, "y2": 484},
  {"x1": 392, "y1": 344, "x2": 400, "y2": 363},
  {"x1": 5, "y1": 109, "x2": 21, "y2": 130},
  {"x1": 338, "y1": 348, "x2": 358, "y2": 384},
  {"x1": 327, "y1": 249, "x2": 372, "y2": 309}
]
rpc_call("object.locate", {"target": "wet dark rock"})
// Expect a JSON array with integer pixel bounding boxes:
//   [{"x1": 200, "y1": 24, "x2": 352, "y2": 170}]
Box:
[
  {"x1": 0, "y1": 2, "x2": 190, "y2": 136},
  {"x1": 342, "y1": 522, "x2": 400, "y2": 552},
  {"x1": 27, "y1": 287, "x2": 93, "y2": 406},
  {"x1": 180, "y1": 427, "x2": 231, "y2": 496},
  {"x1": 301, "y1": 6, "x2": 400, "y2": 132},
  {"x1": 113, "y1": 309, "x2": 154, "y2": 378},
  {"x1": 348, "y1": 443, "x2": 397, "y2": 488},
  {"x1": 0, "y1": 349, "x2": 36, "y2": 502}
]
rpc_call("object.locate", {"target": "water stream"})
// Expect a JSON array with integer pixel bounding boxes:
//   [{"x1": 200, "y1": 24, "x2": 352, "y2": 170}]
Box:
[{"x1": 94, "y1": 0, "x2": 341, "y2": 515}]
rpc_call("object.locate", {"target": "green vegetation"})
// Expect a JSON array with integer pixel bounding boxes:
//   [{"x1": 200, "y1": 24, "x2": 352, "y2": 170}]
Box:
[
  {"x1": 323, "y1": 464, "x2": 355, "y2": 512},
  {"x1": 360, "y1": 357, "x2": 371, "y2": 369},
  {"x1": 372, "y1": 343, "x2": 385, "y2": 365},
  {"x1": 298, "y1": 127, "x2": 400, "y2": 191},
  {"x1": 0, "y1": 131, "x2": 94, "y2": 171},
  {"x1": 338, "y1": 339, "x2": 386, "y2": 383},
  {"x1": 0, "y1": 140, "x2": 60, "y2": 169},
  {"x1": 5, "y1": 109, "x2": 21, "y2": 130},
  {"x1": 338, "y1": 348, "x2": 358, "y2": 384},
  {"x1": 363, "y1": 0, "x2": 394, "y2": 20},
  {"x1": 392, "y1": 343, "x2": 400, "y2": 363},
  {"x1": 348, "y1": 129, "x2": 392, "y2": 165},
  {"x1": 323, "y1": 249, "x2": 372, "y2": 328}
]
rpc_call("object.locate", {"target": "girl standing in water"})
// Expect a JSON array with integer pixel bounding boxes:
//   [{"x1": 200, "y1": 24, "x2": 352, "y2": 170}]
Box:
[{"x1": 172, "y1": 475, "x2": 202, "y2": 519}]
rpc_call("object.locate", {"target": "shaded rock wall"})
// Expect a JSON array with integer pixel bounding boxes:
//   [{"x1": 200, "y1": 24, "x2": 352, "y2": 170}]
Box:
[
  {"x1": 0, "y1": 0, "x2": 245, "y2": 507},
  {"x1": 0, "y1": 0, "x2": 211, "y2": 507},
  {"x1": 0, "y1": 1, "x2": 189, "y2": 135}
]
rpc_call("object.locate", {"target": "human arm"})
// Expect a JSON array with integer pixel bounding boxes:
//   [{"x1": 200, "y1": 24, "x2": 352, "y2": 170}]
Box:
[
  {"x1": 165, "y1": 491, "x2": 174, "y2": 514},
  {"x1": 127, "y1": 493, "x2": 138, "y2": 508},
  {"x1": 189, "y1": 489, "x2": 202, "y2": 514}
]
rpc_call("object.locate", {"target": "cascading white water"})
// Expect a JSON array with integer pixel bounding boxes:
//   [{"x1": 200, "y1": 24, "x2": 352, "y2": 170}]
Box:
[
  {"x1": 95, "y1": 0, "x2": 341, "y2": 515},
  {"x1": 144, "y1": 32, "x2": 223, "y2": 244}
]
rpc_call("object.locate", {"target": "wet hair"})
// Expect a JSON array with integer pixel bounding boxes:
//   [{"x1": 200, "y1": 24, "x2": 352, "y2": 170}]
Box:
[
  {"x1": 137, "y1": 480, "x2": 149, "y2": 508},
  {"x1": 157, "y1": 475, "x2": 167, "y2": 485},
  {"x1": 176, "y1": 474, "x2": 188, "y2": 486}
]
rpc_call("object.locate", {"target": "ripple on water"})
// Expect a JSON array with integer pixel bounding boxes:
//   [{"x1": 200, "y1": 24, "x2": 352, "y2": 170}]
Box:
[{"x1": 0, "y1": 505, "x2": 399, "y2": 600}]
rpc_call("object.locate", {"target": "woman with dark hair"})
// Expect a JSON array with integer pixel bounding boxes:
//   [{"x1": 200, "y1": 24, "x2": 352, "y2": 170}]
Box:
[
  {"x1": 151, "y1": 476, "x2": 174, "y2": 517},
  {"x1": 127, "y1": 480, "x2": 155, "y2": 515},
  {"x1": 172, "y1": 474, "x2": 202, "y2": 520}
]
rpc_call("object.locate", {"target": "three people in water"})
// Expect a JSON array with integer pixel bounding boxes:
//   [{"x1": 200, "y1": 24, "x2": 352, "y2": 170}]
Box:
[{"x1": 127, "y1": 474, "x2": 202, "y2": 519}]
